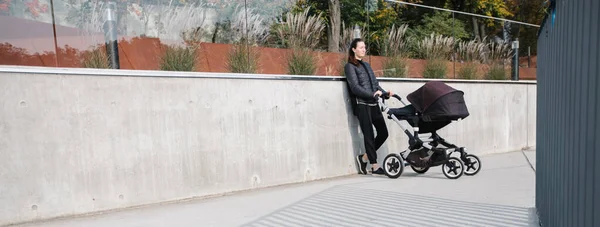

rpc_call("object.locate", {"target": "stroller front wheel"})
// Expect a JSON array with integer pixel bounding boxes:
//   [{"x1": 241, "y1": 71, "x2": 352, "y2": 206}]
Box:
[
  {"x1": 442, "y1": 157, "x2": 464, "y2": 179},
  {"x1": 383, "y1": 153, "x2": 405, "y2": 179},
  {"x1": 462, "y1": 154, "x2": 482, "y2": 176}
]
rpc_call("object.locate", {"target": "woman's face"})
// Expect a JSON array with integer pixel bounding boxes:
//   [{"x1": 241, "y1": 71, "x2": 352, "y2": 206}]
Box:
[{"x1": 353, "y1": 41, "x2": 366, "y2": 59}]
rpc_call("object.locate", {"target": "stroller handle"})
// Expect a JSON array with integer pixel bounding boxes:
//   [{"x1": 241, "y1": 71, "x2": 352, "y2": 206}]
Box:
[
  {"x1": 391, "y1": 94, "x2": 407, "y2": 105},
  {"x1": 376, "y1": 92, "x2": 408, "y2": 112},
  {"x1": 375, "y1": 92, "x2": 408, "y2": 106}
]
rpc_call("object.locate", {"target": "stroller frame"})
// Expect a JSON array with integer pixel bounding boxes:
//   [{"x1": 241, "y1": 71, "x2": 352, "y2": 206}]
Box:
[{"x1": 376, "y1": 93, "x2": 481, "y2": 179}]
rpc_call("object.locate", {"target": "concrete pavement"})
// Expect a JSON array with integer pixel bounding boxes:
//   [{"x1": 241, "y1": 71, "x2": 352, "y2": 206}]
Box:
[{"x1": 12, "y1": 149, "x2": 538, "y2": 227}]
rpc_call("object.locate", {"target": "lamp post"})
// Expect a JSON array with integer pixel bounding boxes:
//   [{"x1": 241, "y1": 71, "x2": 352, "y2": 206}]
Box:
[
  {"x1": 103, "y1": 2, "x2": 120, "y2": 69},
  {"x1": 353, "y1": 25, "x2": 361, "y2": 39},
  {"x1": 512, "y1": 39, "x2": 519, "y2": 80}
]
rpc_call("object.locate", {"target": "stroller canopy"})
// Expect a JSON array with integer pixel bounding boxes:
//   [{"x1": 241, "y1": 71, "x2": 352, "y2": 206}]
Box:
[{"x1": 407, "y1": 81, "x2": 469, "y2": 121}]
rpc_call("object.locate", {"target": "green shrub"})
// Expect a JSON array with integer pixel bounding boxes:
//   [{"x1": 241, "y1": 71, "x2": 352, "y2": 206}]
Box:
[
  {"x1": 226, "y1": 44, "x2": 260, "y2": 74},
  {"x1": 486, "y1": 63, "x2": 508, "y2": 80},
  {"x1": 82, "y1": 48, "x2": 110, "y2": 69},
  {"x1": 339, "y1": 57, "x2": 347, "y2": 77},
  {"x1": 382, "y1": 56, "x2": 407, "y2": 78},
  {"x1": 457, "y1": 62, "x2": 478, "y2": 79},
  {"x1": 287, "y1": 49, "x2": 316, "y2": 75},
  {"x1": 423, "y1": 59, "x2": 447, "y2": 79},
  {"x1": 160, "y1": 44, "x2": 197, "y2": 71}
]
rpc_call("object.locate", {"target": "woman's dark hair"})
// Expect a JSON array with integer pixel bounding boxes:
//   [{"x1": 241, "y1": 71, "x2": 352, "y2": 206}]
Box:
[{"x1": 347, "y1": 38, "x2": 364, "y2": 66}]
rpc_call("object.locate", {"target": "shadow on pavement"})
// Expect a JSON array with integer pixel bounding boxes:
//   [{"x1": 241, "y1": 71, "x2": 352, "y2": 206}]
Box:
[{"x1": 243, "y1": 185, "x2": 539, "y2": 227}]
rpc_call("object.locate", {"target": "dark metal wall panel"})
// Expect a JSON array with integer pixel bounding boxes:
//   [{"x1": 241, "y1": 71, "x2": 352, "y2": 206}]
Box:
[
  {"x1": 536, "y1": 0, "x2": 600, "y2": 226},
  {"x1": 594, "y1": 0, "x2": 600, "y2": 223}
]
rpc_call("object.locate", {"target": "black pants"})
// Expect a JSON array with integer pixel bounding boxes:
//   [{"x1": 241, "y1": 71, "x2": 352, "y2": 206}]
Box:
[{"x1": 356, "y1": 103, "x2": 389, "y2": 164}]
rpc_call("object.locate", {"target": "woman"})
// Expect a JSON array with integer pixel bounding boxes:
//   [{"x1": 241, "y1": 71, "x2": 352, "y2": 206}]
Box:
[{"x1": 344, "y1": 38, "x2": 392, "y2": 175}]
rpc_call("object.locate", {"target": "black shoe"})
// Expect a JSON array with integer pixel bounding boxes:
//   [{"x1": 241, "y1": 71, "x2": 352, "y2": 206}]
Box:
[
  {"x1": 356, "y1": 155, "x2": 367, "y2": 174},
  {"x1": 372, "y1": 167, "x2": 385, "y2": 175}
]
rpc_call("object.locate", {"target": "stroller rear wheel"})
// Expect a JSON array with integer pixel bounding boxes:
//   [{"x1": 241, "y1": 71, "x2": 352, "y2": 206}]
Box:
[
  {"x1": 462, "y1": 154, "x2": 481, "y2": 176},
  {"x1": 410, "y1": 165, "x2": 429, "y2": 174},
  {"x1": 442, "y1": 157, "x2": 464, "y2": 179},
  {"x1": 383, "y1": 153, "x2": 404, "y2": 179}
]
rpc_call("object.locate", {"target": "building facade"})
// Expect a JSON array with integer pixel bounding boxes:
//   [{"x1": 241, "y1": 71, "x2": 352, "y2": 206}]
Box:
[{"x1": 536, "y1": 0, "x2": 600, "y2": 226}]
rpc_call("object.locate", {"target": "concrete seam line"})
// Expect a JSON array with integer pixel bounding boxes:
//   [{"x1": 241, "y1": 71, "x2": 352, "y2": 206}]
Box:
[{"x1": 520, "y1": 149, "x2": 536, "y2": 173}]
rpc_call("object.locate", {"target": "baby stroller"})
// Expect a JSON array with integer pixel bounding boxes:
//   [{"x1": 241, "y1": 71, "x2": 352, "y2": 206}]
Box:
[{"x1": 376, "y1": 81, "x2": 481, "y2": 179}]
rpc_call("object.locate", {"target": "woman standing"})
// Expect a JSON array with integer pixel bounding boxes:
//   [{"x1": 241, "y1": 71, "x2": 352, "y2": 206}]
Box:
[{"x1": 344, "y1": 38, "x2": 392, "y2": 175}]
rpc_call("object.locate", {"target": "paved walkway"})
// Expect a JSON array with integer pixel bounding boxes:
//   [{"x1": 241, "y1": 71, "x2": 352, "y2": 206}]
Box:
[{"x1": 16, "y1": 149, "x2": 538, "y2": 227}]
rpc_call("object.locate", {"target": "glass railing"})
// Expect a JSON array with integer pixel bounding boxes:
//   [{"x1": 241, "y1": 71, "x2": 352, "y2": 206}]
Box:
[
  {"x1": 0, "y1": 0, "x2": 540, "y2": 80},
  {"x1": 0, "y1": 1, "x2": 57, "y2": 67},
  {"x1": 450, "y1": 15, "x2": 516, "y2": 80}
]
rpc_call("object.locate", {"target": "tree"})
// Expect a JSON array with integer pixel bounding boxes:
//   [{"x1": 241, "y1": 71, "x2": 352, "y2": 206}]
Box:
[
  {"x1": 0, "y1": 0, "x2": 49, "y2": 18},
  {"x1": 505, "y1": 0, "x2": 545, "y2": 55},
  {"x1": 328, "y1": 0, "x2": 341, "y2": 52},
  {"x1": 0, "y1": 0, "x2": 10, "y2": 15},
  {"x1": 464, "y1": 0, "x2": 513, "y2": 40},
  {"x1": 410, "y1": 10, "x2": 469, "y2": 41},
  {"x1": 288, "y1": 0, "x2": 421, "y2": 53},
  {"x1": 367, "y1": 0, "x2": 400, "y2": 55}
]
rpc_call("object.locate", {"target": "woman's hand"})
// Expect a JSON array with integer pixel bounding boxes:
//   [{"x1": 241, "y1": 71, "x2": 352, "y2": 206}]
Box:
[{"x1": 373, "y1": 90, "x2": 383, "y2": 97}]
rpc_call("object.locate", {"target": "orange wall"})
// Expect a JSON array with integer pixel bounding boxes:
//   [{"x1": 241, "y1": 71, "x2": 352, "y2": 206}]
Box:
[{"x1": 0, "y1": 36, "x2": 537, "y2": 80}]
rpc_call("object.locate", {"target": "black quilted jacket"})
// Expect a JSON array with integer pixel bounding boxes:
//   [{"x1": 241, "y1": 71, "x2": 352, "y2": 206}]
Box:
[{"x1": 344, "y1": 60, "x2": 386, "y2": 105}]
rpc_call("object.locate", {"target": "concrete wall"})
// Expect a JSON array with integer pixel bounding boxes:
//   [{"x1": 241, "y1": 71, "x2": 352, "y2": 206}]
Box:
[{"x1": 0, "y1": 66, "x2": 536, "y2": 226}]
